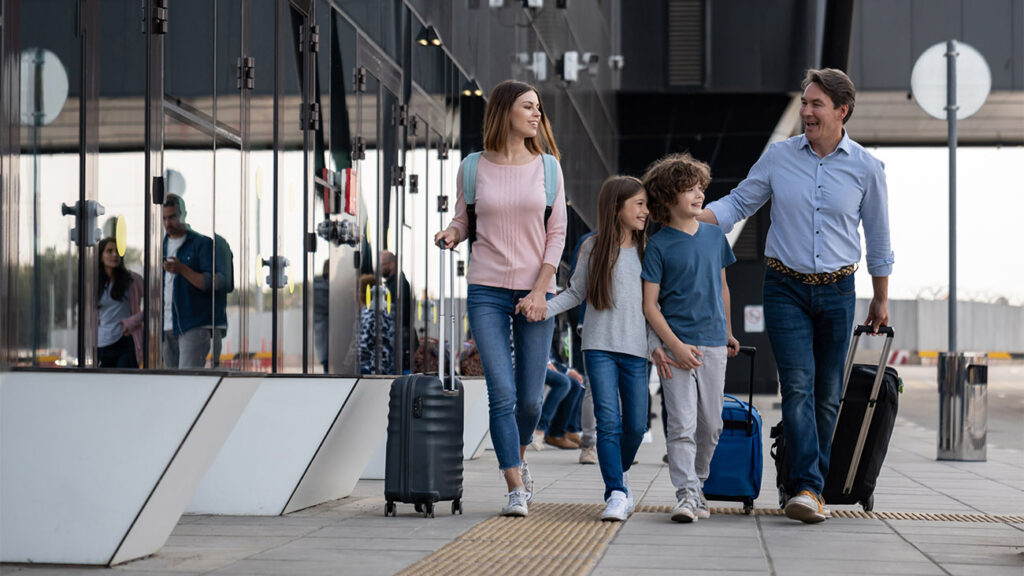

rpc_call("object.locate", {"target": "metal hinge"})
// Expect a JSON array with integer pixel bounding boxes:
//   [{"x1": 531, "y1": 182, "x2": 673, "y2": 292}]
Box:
[
  {"x1": 354, "y1": 67, "x2": 367, "y2": 93},
  {"x1": 391, "y1": 165, "x2": 406, "y2": 187},
  {"x1": 152, "y1": 0, "x2": 168, "y2": 35},
  {"x1": 437, "y1": 195, "x2": 449, "y2": 213},
  {"x1": 352, "y1": 136, "x2": 366, "y2": 160},
  {"x1": 409, "y1": 174, "x2": 419, "y2": 194},
  {"x1": 395, "y1": 104, "x2": 408, "y2": 126},
  {"x1": 437, "y1": 139, "x2": 450, "y2": 160},
  {"x1": 305, "y1": 232, "x2": 317, "y2": 253},
  {"x1": 236, "y1": 57, "x2": 255, "y2": 90},
  {"x1": 409, "y1": 116, "x2": 419, "y2": 136},
  {"x1": 298, "y1": 24, "x2": 319, "y2": 53},
  {"x1": 301, "y1": 102, "x2": 321, "y2": 131}
]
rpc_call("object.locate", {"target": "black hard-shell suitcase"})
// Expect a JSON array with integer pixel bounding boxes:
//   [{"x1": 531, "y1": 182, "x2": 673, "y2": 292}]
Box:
[
  {"x1": 384, "y1": 247, "x2": 464, "y2": 518},
  {"x1": 771, "y1": 325, "x2": 900, "y2": 511}
]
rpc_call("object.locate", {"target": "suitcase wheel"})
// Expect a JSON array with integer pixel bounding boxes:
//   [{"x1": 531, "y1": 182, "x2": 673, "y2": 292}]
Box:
[
  {"x1": 861, "y1": 495, "x2": 874, "y2": 512},
  {"x1": 385, "y1": 501, "x2": 396, "y2": 517},
  {"x1": 452, "y1": 499, "x2": 463, "y2": 515},
  {"x1": 414, "y1": 503, "x2": 423, "y2": 513},
  {"x1": 743, "y1": 499, "x2": 754, "y2": 515},
  {"x1": 423, "y1": 502, "x2": 435, "y2": 518}
]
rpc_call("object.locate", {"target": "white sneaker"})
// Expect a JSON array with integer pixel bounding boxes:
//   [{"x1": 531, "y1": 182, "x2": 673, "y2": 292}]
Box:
[
  {"x1": 529, "y1": 430, "x2": 545, "y2": 451},
  {"x1": 520, "y1": 461, "x2": 534, "y2": 501},
  {"x1": 502, "y1": 490, "x2": 529, "y2": 517},
  {"x1": 784, "y1": 490, "x2": 827, "y2": 524},
  {"x1": 601, "y1": 491, "x2": 629, "y2": 522},
  {"x1": 623, "y1": 470, "x2": 636, "y2": 514},
  {"x1": 642, "y1": 430, "x2": 654, "y2": 444},
  {"x1": 671, "y1": 493, "x2": 699, "y2": 523}
]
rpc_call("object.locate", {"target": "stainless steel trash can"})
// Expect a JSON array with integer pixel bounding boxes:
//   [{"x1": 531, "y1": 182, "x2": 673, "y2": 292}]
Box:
[{"x1": 937, "y1": 352, "x2": 988, "y2": 461}]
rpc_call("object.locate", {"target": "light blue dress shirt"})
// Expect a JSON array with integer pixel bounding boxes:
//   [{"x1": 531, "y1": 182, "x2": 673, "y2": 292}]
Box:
[{"x1": 706, "y1": 132, "x2": 894, "y2": 277}]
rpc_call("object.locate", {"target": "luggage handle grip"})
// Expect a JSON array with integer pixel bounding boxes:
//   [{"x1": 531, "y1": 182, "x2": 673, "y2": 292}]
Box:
[{"x1": 854, "y1": 324, "x2": 894, "y2": 337}]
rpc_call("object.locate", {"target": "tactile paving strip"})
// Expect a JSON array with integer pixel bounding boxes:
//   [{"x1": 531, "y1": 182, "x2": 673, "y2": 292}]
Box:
[
  {"x1": 636, "y1": 505, "x2": 1024, "y2": 523},
  {"x1": 396, "y1": 503, "x2": 620, "y2": 576}
]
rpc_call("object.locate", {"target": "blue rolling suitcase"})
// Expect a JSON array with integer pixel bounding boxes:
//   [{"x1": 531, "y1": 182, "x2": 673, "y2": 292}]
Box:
[
  {"x1": 703, "y1": 347, "x2": 761, "y2": 514},
  {"x1": 383, "y1": 247, "x2": 464, "y2": 518}
]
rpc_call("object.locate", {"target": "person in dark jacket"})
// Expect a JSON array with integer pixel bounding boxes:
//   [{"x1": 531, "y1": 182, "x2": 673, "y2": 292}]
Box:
[{"x1": 162, "y1": 193, "x2": 219, "y2": 369}]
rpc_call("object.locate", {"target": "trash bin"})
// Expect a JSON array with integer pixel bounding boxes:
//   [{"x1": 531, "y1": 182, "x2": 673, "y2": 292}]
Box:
[{"x1": 937, "y1": 352, "x2": 988, "y2": 461}]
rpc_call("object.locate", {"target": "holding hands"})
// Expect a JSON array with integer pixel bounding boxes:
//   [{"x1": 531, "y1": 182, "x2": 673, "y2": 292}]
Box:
[
  {"x1": 515, "y1": 290, "x2": 547, "y2": 322},
  {"x1": 669, "y1": 340, "x2": 703, "y2": 370}
]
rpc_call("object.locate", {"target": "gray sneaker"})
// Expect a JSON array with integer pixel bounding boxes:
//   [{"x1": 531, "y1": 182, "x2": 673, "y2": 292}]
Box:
[
  {"x1": 696, "y1": 489, "x2": 710, "y2": 519},
  {"x1": 520, "y1": 461, "x2": 534, "y2": 501},
  {"x1": 671, "y1": 494, "x2": 699, "y2": 523},
  {"x1": 502, "y1": 490, "x2": 529, "y2": 517}
]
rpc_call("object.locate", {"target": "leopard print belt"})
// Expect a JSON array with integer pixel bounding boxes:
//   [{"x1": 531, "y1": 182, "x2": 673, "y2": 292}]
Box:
[{"x1": 765, "y1": 257, "x2": 857, "y2": 286}]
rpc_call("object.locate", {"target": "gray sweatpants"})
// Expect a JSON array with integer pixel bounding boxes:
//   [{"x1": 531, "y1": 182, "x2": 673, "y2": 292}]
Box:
[{"x1": 662, "y1": 345, "x2": 728, "y2": 500}]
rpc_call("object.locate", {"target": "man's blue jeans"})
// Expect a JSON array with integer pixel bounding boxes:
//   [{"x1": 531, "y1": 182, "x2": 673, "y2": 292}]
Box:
[
  {"x1": 467, "y1": 284, "x2": 554, "y2": 471},
  {"x1": 536, "y1": 368, "x2": 572, "y2": 433},
  {"x1": 548, "y1": 379, "x2": 584, "y2": 436},
  {"x1": 584, "y1": 350, "x2": 649, "y2": 500},
  {"x1": 763, "y1": 267, "x2": 855, "y2": 496}
]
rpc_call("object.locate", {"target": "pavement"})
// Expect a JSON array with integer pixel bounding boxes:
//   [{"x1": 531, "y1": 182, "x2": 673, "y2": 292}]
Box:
[{"x1": 2, "y1": 365, "x2": 1023, "y2": 575}]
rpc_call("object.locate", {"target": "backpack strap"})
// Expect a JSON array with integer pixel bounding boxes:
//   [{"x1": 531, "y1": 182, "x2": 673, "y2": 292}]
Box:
[
  {"x1": 462, "y1": 152, "x2": 483, "y2": 244},
  {"x1": 541, "y1": 153, "x2": 559, "y2": 227}
]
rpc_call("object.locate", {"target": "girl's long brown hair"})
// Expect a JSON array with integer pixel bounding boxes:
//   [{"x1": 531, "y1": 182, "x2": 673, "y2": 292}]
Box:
[
  {"x1": 482, "y1": 80, "x2": 560, "y2": 161},
  {"x1": 586, "y1": 176, "x2": 646, "y2": 311}
]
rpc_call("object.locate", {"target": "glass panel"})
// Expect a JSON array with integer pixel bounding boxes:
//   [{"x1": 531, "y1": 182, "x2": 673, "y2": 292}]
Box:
[
  {"x1": 213, "y1": 0, "x2": 243, "y2": 371},
  {"x1": 356, "y1": 73, "x2": 383, "y2": 375},
  {"x1": 163, "y1": 0, "x2": 216, "y2": 369},
  {"x1": 327, "y1": 8, "x2": 360, "y2": 377},
  {"x1": 310, "y1": 1, "x2": 333, "y2": 374},
  {"x1": 380, "y1": 86, "x2": 401, "y2": 374},
  {"x1": 95, "y1": 0, "x2": 147, "y2": 369},
  {"x1": 401, "y1": 115, "x2": 428, "y2": 375},
  {"x1": 18, "y1": 0, "x2": 82, "y2": 367},
  {"x1": 276, "y1": 5, "x2": 308, "y2": 373},
  {"x1": 248, "y1": 0, "x2": 275, "y2": 372}
]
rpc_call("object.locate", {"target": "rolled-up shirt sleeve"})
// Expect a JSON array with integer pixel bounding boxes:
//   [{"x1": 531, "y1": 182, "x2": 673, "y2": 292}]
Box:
[
  {"x1": 542, "y1": 163, "x2": 568, "y2": 269},
  {"x1": 861, "y1": 158, "x2": 894, "y2": 277},
  {"x1": 706, "y1": 146, "x2": 775, "y2": 234}
]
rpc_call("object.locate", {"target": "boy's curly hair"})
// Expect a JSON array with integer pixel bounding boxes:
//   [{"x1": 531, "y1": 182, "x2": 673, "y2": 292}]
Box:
[{"x1": 640, "y1": 153, "x2": 711, "y2": 225}]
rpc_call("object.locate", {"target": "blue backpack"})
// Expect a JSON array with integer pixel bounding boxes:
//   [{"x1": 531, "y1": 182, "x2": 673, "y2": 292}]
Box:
[{"x1": 461, "y1": 152, "x2": 559, "y2": 244}]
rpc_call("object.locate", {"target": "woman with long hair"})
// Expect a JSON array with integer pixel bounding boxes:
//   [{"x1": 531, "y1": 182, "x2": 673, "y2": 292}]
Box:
[
  {"x1": 434, "y1": 80, "x2": 566, "y2": 517},
  {"x1": 96, "y1": 237, "x2": 144, "y2": 368}
]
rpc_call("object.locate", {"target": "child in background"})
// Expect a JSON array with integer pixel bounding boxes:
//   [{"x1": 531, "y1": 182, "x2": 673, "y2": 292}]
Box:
[{"x1": 640, "y1": 153, "x2": 740, "y2": 523}]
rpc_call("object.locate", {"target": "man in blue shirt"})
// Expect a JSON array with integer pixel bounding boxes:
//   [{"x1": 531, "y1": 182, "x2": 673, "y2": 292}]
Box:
[{"x1": 700, "y1": 68, "x2": 893, "y2": 524}]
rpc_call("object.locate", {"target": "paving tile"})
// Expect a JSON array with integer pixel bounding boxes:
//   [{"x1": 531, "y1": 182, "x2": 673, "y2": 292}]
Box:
[{"x1": 769, "y1": 558, "x2": 944, "y2": 575}]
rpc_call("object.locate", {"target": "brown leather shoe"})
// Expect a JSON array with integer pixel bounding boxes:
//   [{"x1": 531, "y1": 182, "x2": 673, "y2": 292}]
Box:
[
  {"x1": 544, "y1": 435, "x2": 579, "y2": 449},
  {"x1": 565, "y1": 432, "x2": 582, "y2": 445}
]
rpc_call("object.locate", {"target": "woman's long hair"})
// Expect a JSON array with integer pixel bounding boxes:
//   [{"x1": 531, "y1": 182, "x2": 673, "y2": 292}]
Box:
[
  {"x1": 586, "y1": 176, "x2": 647, "y2": 311},
  {"x1": 482, "y1": 80, "x2": 560, "y2": 161},
  {"x1": 97, "y1": 237, "x2": 132, "y2": 302}
]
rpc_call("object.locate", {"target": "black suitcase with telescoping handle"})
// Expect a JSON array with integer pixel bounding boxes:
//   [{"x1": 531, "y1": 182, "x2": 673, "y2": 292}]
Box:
[
  {"x1": 384, "y1": 246, "x2": 464, "y2": 518},
  {"x1": 771, "y1": 325, "x2": 900, "y2": 512}
]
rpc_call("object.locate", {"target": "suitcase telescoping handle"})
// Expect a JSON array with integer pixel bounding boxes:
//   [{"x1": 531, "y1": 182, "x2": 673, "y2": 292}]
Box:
[
  {"x1": 738, "y1": 346, "x2": 757, "y2": 429},
  {"x1": 835, "y1": 324, "x2": 895, "y2": 495},
  {"x1": 437, "y1": 245, "x2": 457, "y2": 392}
]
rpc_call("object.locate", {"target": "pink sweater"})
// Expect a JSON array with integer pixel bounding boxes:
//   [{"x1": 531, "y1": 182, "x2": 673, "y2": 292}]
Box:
[{"x1": 450, "y1": 154, "x2": 567, "y2": 293}]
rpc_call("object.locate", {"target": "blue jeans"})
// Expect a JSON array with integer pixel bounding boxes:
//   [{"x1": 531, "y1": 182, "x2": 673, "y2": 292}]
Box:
[
  {"x1": 548, "y1": 379, "x2": 584, "y2": 436},
  {"x1": 763, "y1": 267, "x2": 855, "y2": 496},
  {"x1": 467, "y1": 284, "x2": 554, "y2": 471},
  {"x1": 585, "y1": 350, "x2": 649, "y2": 500},
  {"x1": 536, "y1": 368, "x2": 572, "y2": 433}
]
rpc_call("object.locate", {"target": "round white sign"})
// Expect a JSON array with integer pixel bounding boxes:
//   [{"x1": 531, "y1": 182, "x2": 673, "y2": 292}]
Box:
[
  {"x1": 911, "y1": 41, "x2": 991, "y2": 121},
  {"x1": 20, "y1": 48, "x2": 69, "y2": 127}
]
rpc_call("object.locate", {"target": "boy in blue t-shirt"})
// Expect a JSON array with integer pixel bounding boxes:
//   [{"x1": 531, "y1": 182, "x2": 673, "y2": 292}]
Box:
[{"x1": 640, "y1": 153, "x2": 740, "y2": 524}]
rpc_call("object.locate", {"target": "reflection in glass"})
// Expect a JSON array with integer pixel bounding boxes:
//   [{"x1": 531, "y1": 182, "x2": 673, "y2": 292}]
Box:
[{"x1": 18, "y1": 0, "x2": 81, "y2": 367}]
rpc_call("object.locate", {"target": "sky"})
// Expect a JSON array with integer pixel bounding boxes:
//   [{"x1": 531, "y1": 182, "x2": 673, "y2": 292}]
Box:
[{"x1": 859, "y1": 146, "x2": 1024, "y2": 305}]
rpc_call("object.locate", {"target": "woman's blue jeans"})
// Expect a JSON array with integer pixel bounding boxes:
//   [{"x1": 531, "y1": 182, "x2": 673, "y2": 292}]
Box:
[
  {"x1": 584, "y1": 350, "x2": 649, "y2": 500},
  {"x1": 467, "y1": 284, "x2": 554, "y2": 471},
  {"x1": 763, "y1": 267, "x2": 855, "y2": 496},
  {"x1": 536, "y1": 368, "x2": 572, "y2": 433}
]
